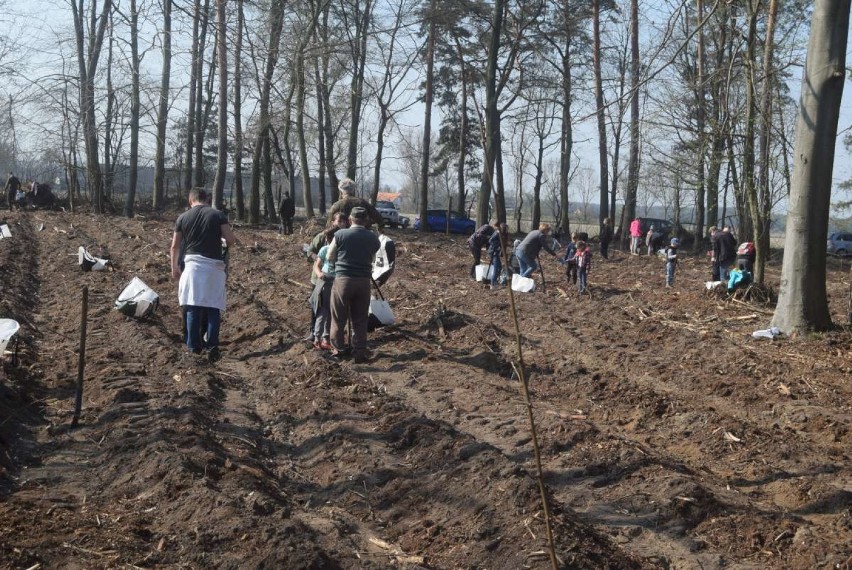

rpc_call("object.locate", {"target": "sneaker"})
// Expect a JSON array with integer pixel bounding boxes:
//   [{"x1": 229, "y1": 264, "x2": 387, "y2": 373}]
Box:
[{"x1": 208, "y1": 346, "x2": 221, "y2": 363}]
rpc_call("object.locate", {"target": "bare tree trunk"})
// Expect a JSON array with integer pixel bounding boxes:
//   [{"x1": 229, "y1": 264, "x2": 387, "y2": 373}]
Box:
[
  {"x1": 753, "y1": 0, "x2": 779, "y2": 283},
  {"x1": 532, "y1": 133, "x2": 544, "y2": 230},
  {"x1": 71, "y1": 0, "x2": 112, "y2": 214},
  {"x1": 314, "y1": 47, "x2": 326, "y2": 215},
  {"x1": 419, "y1": 0, "x2": 437, "y2": 231},
  {"x1": 212, "y1": 0, "x2": 228, "y2": 210},
  {"x1": 693, "y1": 0, "x2": 707, "y2": 250},
  {"x1": 104, "y1": 19, "x2": 114, "y2": 203},
  {"x1": 124, "y1": 0, "x2": 140, "y2": 217},
  {"x1": 319, "y1": 4, "x2": 339, "y2": 200},
  {"x1": 249, "y1": 0, "x2": 284, "y2": 224},
  {"x1": 184, "y1": 0, "x2": 201, "y2": 192},
  {"x1": 559, "y1": 21, "x2": 573, "y2": 237},
  {"x1": 296, "y1": 50, "x2": 314, "y2": 218},
  {"x1": 623, "y1": 0, "x2": 639, "y2": 247},
  {"x1": 742, "y1": 0, "x2": 758, "y2": 245},
  {"x1": 232, "y1": 0, "x2": 245, "y2": 219},
  {"x1": 772, "y1": 0, "x2": 850, "y2": 332},
  {"x1": 346, "y1": 0, "x2": 372, "y2": 180},
  {"x1": 153, "y1": 0, "x2": 172, "y2": 209},
  {"x1": 593, "y1": 0, "x2": 608, "y2": 225},
  {"x1": 194, "y1": 0, "x2": 211, "y2": 188},
  {"x1": 477, "y1": 0, "x2": 505, "y2": 226}
]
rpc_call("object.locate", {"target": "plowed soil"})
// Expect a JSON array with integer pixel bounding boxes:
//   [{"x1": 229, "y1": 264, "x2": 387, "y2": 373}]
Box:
[{"x1": 1, "y1": 209, "x2": 850, "y2": 569}]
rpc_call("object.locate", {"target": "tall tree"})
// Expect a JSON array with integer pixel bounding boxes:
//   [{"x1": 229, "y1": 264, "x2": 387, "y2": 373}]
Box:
[
  {"x1": 751, "y1": 0, "x2": 779, "y2": 283},
  {"x1": 772, "y1": 0, "x2": 850, "y2": 332},
  {"x1": 232, "y1": 0, "x2": 245, "y2": 219},
  {"x1": 184, "y1": 0, "x2": 202, "y2": 191},
  {"x1": 211, "y1": 0, "x2": 227, "y2": 210},
  {"x1": 70, "y1": 0, "x2": 113, "y2": 214},
  {"x1": 623, "y1": 0, "x2": 639, "y2": 246},
  {"x1": 124, "y1": 0, "x2": 141, "y2": 217},
  {"x1": 344, "y1": 0, "x2": 373, "y2": 181},
  {"x1": 194, "y1": 0, "x2": 212, "y2": 188},
  {"x1": 249, "y1": 0, "x2": 284, "y2": 224},
  {"x1": 592, "y1": 0, "x2": 608, "y2": 225},
  {"x1": 419, "y1": 0, "x2": 437, "y2": 231},
  {"x1": 153, "y1": 0, "x2": 172, "y2": 210},
  {"x1": 693, "y1": 0, "x2": 707, "y2": 250},
  {"x1": 476, "y1": 0, "x2": 505, "y2": 225}
]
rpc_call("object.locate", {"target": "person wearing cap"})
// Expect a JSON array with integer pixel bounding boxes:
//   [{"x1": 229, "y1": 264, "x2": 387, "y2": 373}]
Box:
[
  {"x1": 664, "y1": 238, "x2": 680, "y2": 288},
  {"x1": 327, "y1": 178, "x2": 383, "y2": 228},
  {"x1": 326, "y1": 206, "x2": 381, "y2": 363}
]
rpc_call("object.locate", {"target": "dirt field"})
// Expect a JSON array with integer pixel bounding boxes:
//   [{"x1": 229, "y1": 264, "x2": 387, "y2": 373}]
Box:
[{"x1": 1, "y1": 209, "x2": 850, "y2": 569}]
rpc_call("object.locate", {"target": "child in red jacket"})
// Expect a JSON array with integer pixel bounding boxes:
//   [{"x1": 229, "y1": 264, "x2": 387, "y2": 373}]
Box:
[{"x1": 576, "y1": 241, "x2": 591, "y2": 294}]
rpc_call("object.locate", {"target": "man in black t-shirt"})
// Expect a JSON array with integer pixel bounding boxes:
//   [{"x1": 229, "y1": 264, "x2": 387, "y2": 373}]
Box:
[{"x1": 170, "y1": 188, "x2": 236, "y2": 361}]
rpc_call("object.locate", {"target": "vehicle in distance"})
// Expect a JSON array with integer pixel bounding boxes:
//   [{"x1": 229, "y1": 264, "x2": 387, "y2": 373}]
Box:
[
  {"x1": 827, "y1": 231, "x2": 852, "y2": 257},
  {"x1": 375, "y1": 200, "x2": 404, "y2": 228},
  {"x1": 413, "y1": 209, "x2": 476, "y2": 234}
]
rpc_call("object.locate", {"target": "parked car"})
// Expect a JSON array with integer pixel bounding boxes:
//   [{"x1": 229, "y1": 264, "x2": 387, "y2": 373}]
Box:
[
  {"x1": 638, "y1": 217, "x2": 675, "y2": 236},
  {"x1": 375, "y1": 200, "x2": 403, "y2": 228},
  {"x1": 827, "y1": 231, "x2": 852, "y2": 256},
  {"x1": 414, "y1": 209, "x2": 476, "y2": 234}
]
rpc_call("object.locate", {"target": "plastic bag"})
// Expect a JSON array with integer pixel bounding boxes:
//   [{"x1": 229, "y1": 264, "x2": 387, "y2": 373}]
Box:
[
  {"x1": 79, "y1": 246, "x2": 112, "y2": 271},
  {"x1": 511, "y1": 273, "x2": 535, "y2": 293},
  {"x1": 115, "y1": 277, "x2": 159, "y2": 319}
]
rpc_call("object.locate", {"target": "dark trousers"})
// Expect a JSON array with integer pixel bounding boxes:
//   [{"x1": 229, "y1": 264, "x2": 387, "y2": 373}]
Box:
[
  {"x1": 7, "y1": 189, "x2": 15, "y2": 211},
  {"x1": 469, "y1": 244, "x2": 482, "y2": 278},
  {"x1": 185, "y1": 306, "x2": 220, "y2": 352},
  {"x1": 565, "y1": 261, "x2": 577, "y2": 284},
  {"x1": 600, "y1": 240, "x2": 610, "y2": 259},
  {"x1": 280, "y1": 216, "x2": 294, "y2": 235},
  {"x1": 330, "y1": 276, "x2": 371, "y2": 355}
]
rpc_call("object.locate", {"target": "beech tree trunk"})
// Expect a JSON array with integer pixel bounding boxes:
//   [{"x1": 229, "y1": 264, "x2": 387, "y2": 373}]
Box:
[
  {"x1": 477, "y1": 0, "x2": 504, "y2": 226},
  {"x1": 593, "y1": 0, "x2": 608, "y2": 225},
  {"x1": 419, "y1": 0, "x2": 437, "y2": 231},
  {"x1": 232, "y1": 0, "x2": 245, "y2": 219},
  {"x1": 125, "y1": 0, "x2": 140, "y2": 217},
  {"x1": 623, "y1": 0, "x2": 639, "y2": 247},
  {"x1": 772, "y1": 0, "x2": 850, "y2": 333}
]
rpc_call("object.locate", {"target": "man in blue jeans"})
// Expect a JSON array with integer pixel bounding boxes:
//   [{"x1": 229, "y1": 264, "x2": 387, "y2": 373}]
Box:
[
  {"x1": 170, "y1": 188, "x2": 236, "y2": 362},
  {"x1": 516, "y1": 223, "x2": 558, "y2": 277}
]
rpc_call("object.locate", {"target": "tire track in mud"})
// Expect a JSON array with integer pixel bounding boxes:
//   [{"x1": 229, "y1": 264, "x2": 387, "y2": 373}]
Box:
[{"x1": 357, "y1": 257, "x2": 852, "y2": 568}]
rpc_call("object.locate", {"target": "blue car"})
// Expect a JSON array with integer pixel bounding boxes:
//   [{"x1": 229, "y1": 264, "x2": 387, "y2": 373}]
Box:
[{"x1": 413, "y1": 209, "x2": 477, "y2": 234}]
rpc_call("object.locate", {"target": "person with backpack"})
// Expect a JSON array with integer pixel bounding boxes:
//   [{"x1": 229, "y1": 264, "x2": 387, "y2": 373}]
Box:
[
  {"x1": 468, "y1": 222, "x2": 495, "y2": 278},
  {"x1": 737, "y1": 241, "x2": 756, "y2": 273},
  {"x1": 665, "y1": 238, "x2": 680, "y2": 287},
  {"x1": 714, "y1": 227, "x2": 738, "y2": 281},
  {"x1": 576, "y1": 240, "x2": 592, "y2": 294}
]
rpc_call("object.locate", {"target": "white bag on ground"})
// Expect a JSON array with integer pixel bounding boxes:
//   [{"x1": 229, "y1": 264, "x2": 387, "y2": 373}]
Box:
[
  {"x1": 0, "y1": 319, "x2": 20, "y2": 354},
  {"x1": 115, "y1": 277, "x2": 159, "y2": 318},
  {"x1": 0, "y1": 224, "x2": 11, "y2": 239},
  {"x1": 474, "y1": 264, "x2": 494, "y2": 282},
  {"x1": 79, "y1": 246, "x2": 111, "y2": 271},
  {"x1": 369, "y1": 298, "x2": 395, "y2": 328},
  {"x1": 511, "y1": 273, "x2": 536, "y2": 293}
]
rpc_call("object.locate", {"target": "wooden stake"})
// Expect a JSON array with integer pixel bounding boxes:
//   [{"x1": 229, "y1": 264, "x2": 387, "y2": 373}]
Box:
[{"x1": 71, "y1": 285, "x2": 88, "y2": 427}]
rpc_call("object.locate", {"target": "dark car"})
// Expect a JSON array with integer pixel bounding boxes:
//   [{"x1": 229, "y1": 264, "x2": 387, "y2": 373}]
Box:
[
  {"x1": 827, "y1": 231, "x2": 852, "y2": 256},
  {"x1": 413, "y1": 209, "x2": 476, "y2": 234},
  {"x1": 639, "y1": 218, "x2": 676, "y2": 240}
]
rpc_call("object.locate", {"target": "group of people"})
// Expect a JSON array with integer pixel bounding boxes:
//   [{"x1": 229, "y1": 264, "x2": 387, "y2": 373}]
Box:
[
  {"x1": 168, "y1": 178, "x2": 393, "y2": 365},
  {"x1": 467, "y1": 218, "x2": 768, "y2": 293},
  {"x1": 3, "y1": 172, "x2": 48, "y2": 211}
]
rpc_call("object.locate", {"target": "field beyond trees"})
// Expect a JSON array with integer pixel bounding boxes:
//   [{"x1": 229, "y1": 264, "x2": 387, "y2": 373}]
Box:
[{"x1": 1, "y1": 210, "x2": 851, "y2": 569}]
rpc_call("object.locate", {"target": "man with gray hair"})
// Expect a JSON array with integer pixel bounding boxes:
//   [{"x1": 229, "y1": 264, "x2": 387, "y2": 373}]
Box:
[
  {"x1": 327, "y1": 177, "x2": 383, "y2": 228},
  {"x1": 327, "y1": 206, "x2": 380, "y2": 363}
]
